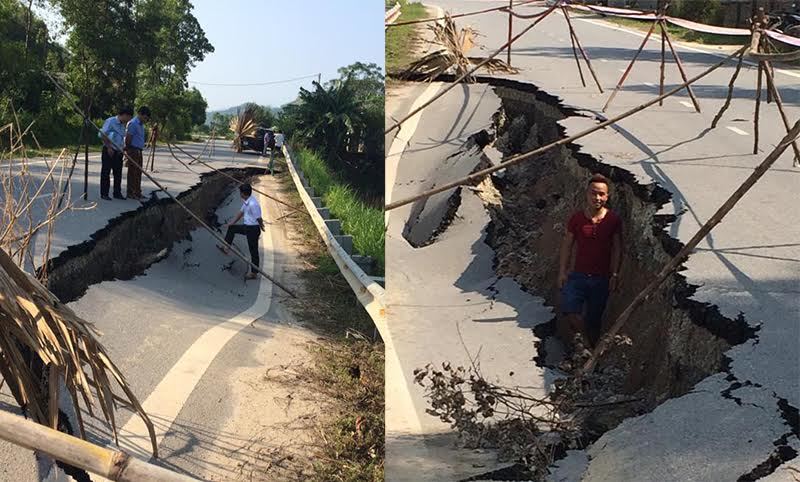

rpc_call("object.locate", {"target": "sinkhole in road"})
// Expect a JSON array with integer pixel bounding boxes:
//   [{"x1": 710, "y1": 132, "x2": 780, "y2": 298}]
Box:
[
  {"x1": 397, "y1": 74, "x2": 797, "y2": 479},
  {"x1": 480, "y1": 79, "x2": 798, "y2": 477}
]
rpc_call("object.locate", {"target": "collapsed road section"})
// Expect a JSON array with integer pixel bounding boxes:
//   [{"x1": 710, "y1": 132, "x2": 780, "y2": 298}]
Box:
[
  {"x1": 41, "y1": 167, "x2": 264, "y2": 303},
  {"x1": 395, "y1": 75, "x2": 798, "y2": 480}
]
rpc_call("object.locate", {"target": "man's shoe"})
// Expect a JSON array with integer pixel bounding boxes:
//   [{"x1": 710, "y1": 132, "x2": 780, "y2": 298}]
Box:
[
  {"x1": 215, "y1": 244, "x2": 230, "y2": 255},
  {"x1": 101, "y1": 195, "x2": 112, "y2": 200},
  {"x1": 244, "y1": 272, "x2": 258, "y2": 280},
  {"x1": 113, "y1": 194, "x2": 126, "y2": 200}
]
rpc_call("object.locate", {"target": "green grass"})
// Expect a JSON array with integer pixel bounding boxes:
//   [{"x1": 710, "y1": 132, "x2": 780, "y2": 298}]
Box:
[
  {"x1": 295, "y1": 148, "x2": 385, "y2": 274},
  {"x1": 386, "y1": 2, "x2": 430, "y2": 72},
  {"x1": 603, "y1": 16, "x2": 748, "y2": 46}
]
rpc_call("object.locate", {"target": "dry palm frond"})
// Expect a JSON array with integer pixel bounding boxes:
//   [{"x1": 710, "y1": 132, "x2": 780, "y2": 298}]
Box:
[
  {"x1": 229, "y1": 107, "x2": 259, "y2": 153},
  {"x1": 0, "y1": 111, "x2": 158, "y2": 456},
  {"x1": 400, "y1": 13, "x2": 519, "y2": 81}
]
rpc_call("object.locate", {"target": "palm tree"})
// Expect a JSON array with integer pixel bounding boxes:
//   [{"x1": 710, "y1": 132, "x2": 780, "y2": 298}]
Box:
[{"x1": 283, "y1": 77, "x2": 364, "y2": 164}]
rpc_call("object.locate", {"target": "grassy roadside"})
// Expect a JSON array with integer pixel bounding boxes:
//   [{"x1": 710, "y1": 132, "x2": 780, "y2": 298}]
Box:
[
  {"x1": 600, "y1": 16, "x2": 748, "y2": 46},
  {"x1": 386, "y1": 1, "x2": 431, "y2": 72},
  {"x1": 274, "y1": 167, "x2": 384, "y2": 482},
  {"x1": 294, "y1": 147, "x2": 384, "y2": 274}
]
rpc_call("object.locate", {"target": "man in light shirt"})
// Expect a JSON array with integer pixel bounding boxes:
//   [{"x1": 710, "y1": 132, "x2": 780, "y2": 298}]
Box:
[
  {"x1": 124, "y1": 106, "x2": 151, "y2": 200},
  {"x1": 217, "y1": 183, "x2": 265, "y2": 280},
  {"x1": 99, "y1": 107, "x2": 132, "y2": 200}
]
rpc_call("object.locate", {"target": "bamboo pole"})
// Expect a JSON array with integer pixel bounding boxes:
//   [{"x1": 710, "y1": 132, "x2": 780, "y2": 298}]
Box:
[
  {"x1": 754, "y1": 62, "x2": 763, "y2": 154},
  {"x1": 165, "y1": 141, "x2": 308, "y2": 217},
  {"x1": 0, "y1": 409, "x2": 197, "y2": 481},
  {"x1": 602, "y1": 20, "x2": 658, "y2": 112},
  {"x1": 567, "y1": 14, "x2": 587, "y2": 88},
  {"x1": 710, "y1": 48, "x2": 745, "y2": 129},
  {"x1": 507, "y1": 0, "x2": 513, "y2": 66},
  {"x1": 662, "y1": 20, "x2": 701, "y2": 112},
  {"x1": 43, "y1": 71, "x2": 297, "y2": 298},
  {"x1": 386, "y1": 46, "x2": 747, "y2": 212},
  {"x1": 385, "y1": 4, "x2": 558, "y2": 134},
  {"x1": 762, "y1": 60, "x2": 800, "y2": 166},
  {"x1": 387, "y1": 0, "x2": 543, "y2": 27},
  {"x1": 563, "y1": 6, "x2": 603, "y2": 93},
  {"x1": 582, "y1": 120, "x2": 800, "y2": 374},
  {"x1": 659, "y1": 21, "x2": 666, "y2": 106}
]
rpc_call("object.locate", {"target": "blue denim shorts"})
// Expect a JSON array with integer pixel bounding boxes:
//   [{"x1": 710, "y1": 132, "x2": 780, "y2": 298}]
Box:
[{"x1": 560, "y1": 272, "x2": 610, "y2": 328}]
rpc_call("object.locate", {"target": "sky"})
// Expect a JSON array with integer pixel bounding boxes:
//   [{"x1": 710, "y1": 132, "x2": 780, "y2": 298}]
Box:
[{"x1": 188, "y1": 0, "x2": 385, "y2": 111}]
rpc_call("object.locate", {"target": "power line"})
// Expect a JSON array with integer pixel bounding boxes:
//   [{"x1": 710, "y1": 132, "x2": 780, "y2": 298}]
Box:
[{"x1": 187, "y1": 74, "x2": 320, "y2": 87}]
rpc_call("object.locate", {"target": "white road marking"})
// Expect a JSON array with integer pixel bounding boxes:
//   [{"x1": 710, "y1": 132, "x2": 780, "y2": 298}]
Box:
[
  {"x1": 386, "y1": 82, "x2": 442, "y2": 206},
  {"x1": 600, "y1": 58, "x2": 609, "y2": 62},
  {"x1": 558, "y1": 38, "x2": 566, "y2": 42},
  {"x1": 618, "y1": 68, "x2": 626, "y2": 73},
  {"x1": 97, "y1": 188, "x2": 276, "y2": 467},
  {"x1": 575, "y1": 17, "x2": 800, "y2": 79},
  {"x1": 726, "y1": 126, "x2": 749, "y2": 136},
  {"x1": 643, "y1": 82, "x2": 655, "y2": 87},
  {"x1": 679, "y1": 100, "x2": 694, "y2": 108}
]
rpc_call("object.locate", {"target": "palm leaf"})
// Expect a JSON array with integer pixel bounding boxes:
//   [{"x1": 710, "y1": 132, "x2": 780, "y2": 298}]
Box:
[{"x1": 399, "y1": 13, "x2": 519, "y2": 81}]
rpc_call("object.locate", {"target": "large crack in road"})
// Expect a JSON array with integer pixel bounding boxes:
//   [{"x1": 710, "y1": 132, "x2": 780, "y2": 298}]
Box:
[{"x1": 396, "y1": 75, "x2": 797, "y2": 479}]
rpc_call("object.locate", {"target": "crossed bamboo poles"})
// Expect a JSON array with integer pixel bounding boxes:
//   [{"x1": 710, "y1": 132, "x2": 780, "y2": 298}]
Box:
[
  {"x1": 710, "y1": 10, "x2": 800, "y2": 167},
  {"x1": 602, "y1": 6, "x2": 701, "y2": 112}
]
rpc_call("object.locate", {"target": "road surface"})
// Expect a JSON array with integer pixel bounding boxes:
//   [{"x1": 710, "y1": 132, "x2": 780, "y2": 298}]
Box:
[
  {"x1": 1, "y1": 143, "x2": 319, "y2": 481},
  {"x1": 385, "y1": 2, "x2": 799, "y2": 481}
]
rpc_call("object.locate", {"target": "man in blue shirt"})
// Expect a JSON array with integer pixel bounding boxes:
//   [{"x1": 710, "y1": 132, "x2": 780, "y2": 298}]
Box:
[
  {"x1": 99, "y1": 107, "x2": 133, "y2": 200},
  {"x1": 124, "y1": 106, "x2": 151, "y2": 200}
]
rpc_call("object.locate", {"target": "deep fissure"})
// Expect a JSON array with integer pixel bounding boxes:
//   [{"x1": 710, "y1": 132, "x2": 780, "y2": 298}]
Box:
[
  {"x1": 396, "y1": 74, "x2": 796, "y2": 478},
  {"x1": 41, "y1": 167, "x2": 263, "y2": 303}
]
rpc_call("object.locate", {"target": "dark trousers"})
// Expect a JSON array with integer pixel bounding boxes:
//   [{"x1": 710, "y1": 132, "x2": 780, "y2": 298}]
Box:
[
  {"x1": 125, "y1": 147, "x2": 143, "y2": 197},
  {"x1": 100, "y1": 149, "x2": 123, "y2": 197},
  {"x1": 225, "y1": 224, "x2": 260, "y2": 273}
]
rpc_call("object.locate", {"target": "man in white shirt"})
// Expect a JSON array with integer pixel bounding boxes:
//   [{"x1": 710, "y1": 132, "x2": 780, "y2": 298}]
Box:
[{"x1": 217, "y1": 183, "x2": 265, "y2": 280}]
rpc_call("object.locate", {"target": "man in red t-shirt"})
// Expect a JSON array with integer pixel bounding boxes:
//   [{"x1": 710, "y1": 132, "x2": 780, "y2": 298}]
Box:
[{"x1": 557, "y1": 173, "x2": 623, "y2": 349}]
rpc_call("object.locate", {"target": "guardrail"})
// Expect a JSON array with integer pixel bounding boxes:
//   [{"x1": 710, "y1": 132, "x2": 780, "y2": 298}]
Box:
[
  {"x1": 385, "y1": 2, "x2": 401, "y2": 26},
  {"x1": 282, "y1": 145, "x2": 387, "y2": 338}
]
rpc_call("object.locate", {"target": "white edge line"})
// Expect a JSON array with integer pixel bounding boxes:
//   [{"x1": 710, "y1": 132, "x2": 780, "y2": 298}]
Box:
[{"x1": 98, "y1": 186, "x2": 276, "y2": 469}]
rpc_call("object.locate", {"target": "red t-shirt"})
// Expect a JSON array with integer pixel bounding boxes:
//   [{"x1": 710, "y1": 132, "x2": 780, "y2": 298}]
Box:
[{"x1": 567, "y1": 209, "x2": 622, "y2": 276}]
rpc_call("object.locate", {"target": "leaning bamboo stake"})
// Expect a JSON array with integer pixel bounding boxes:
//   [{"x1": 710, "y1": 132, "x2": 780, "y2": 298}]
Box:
[
  {"x1": 386, "y1": 46, "x2": 748, "y2": 211},
  {"x1": 754, "y1": 62, "x2": 763, "y2": 154},
  {"x1": 710, "y1": 48, "x2": 745, "y2": 129},
  {"x1": 602, "y1": 20, "x2": 658, "y2": 112},
  {"x1": 582, "y1": 120, "x2": 800, "y2": 374},
  {"x1": 387, "y1": 0, "x2": 543, "y2": 27},
  {"x1": 0, "y1": 409, "x2": 197, "y2": 481},
  {"x1": 762, "y1": 60, "x2": 800, "y2": 167},
  {"x1": 659, "y1": 22, "x2": 666, "y2": 105},
  {"x1": 562, "y1": 5, "x2": 603, "y2": 93},
  {"x1": 565, "y1": 9, "x2": 586, "y2": 87},
  {"x1": 661, "y1": 20, "x2": 701, "y2": 112},
  {"x1": 385, "y1": 3, "x2": 558, "y2": 134}
]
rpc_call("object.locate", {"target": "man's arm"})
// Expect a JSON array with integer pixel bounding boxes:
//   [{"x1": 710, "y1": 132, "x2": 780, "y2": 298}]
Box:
[
  {"x1": 610, "y1": 231, "x2": 622, "y2": 292},
  {"x1": 558, "y1": 230, "x2": 574, "y2": 289},
  {"x1": 226, "y1": 211, "x2": 244, "y2": 227},
  {"x1": 99, "y1": 119, "x2": 114, "y2": 152}
]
